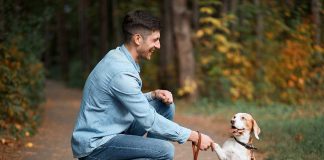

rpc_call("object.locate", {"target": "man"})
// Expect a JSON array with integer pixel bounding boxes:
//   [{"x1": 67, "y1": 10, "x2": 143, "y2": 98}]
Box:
[{"x1": 71, "y1": 10, "x2": 215, "y2": 160}]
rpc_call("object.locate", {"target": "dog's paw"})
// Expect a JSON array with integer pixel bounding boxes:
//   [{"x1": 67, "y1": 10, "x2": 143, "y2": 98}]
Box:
[
  {"x1": 213, "y1": 143, "x2": 221, "y2": 149},
  {"x1": 213, "y1": 143, "x2": 227, "y2": 160}
]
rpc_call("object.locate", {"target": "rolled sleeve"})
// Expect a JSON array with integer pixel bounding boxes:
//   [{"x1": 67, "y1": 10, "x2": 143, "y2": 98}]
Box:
[
  {"x1": 110, "y1": 72, "x2": 191, "y2": 143},
  {"x1": 144, "y1": 92, "x2": 154, "y2": 101}
]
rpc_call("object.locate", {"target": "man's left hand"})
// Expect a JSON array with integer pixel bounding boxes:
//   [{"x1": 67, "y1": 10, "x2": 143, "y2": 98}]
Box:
[{"x1": 152, "y1": 89, "x2": 173, "y2": 104}]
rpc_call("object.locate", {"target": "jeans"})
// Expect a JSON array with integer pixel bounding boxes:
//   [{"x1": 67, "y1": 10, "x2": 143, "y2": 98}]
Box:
[{"x1": 79, "y1": 99, "x2": 176, "y2": 160}]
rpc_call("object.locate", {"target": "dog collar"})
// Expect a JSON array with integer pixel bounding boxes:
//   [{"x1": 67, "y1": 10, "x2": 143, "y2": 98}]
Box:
[{"x1": 233, "y1": 137, "x2": 258, "y2": 150}]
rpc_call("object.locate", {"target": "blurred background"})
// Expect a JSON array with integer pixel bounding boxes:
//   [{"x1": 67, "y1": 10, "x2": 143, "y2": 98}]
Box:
[{"x1": 0, "y1": 0, "x2": 323, "y2": 159}]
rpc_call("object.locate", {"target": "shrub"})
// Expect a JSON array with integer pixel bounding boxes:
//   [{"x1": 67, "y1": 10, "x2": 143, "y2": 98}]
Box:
[{"x1": 0, "y1": 39, "x2": 45, "y2": 139}]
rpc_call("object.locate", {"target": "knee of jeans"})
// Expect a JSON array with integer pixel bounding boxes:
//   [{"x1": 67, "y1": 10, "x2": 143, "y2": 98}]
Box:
[
  {"x1": 165, "y1": 103, "x2": 175, "y2": 120},
  {"x1": 159, "y1": 141, "x2": 174, "y2": 160}
]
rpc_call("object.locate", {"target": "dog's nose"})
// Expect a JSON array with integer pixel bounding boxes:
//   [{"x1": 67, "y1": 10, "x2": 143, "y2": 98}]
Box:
[{"x1": 231, "y1": 120, "x2": 235, "y2": 124}]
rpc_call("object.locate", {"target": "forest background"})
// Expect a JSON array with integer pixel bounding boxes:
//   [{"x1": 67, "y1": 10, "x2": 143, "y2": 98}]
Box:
[{"x1": 0, "y1": 0, "x2": 323, "y2": 159}]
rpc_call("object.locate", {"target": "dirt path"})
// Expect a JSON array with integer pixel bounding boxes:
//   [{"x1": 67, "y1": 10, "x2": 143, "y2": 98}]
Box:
[{"x1": 17, "y1": 80, "x2": 262, "y2": 160}]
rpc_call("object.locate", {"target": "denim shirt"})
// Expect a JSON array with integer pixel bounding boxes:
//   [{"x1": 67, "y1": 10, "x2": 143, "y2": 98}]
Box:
[{"x1": 71, "y1": 45, "x2": 191, "y2": 158}]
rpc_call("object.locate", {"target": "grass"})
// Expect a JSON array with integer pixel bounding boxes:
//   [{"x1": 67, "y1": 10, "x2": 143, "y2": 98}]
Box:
[{"x1": 177, "y1": 99, "x2": 324, "y2": 160}]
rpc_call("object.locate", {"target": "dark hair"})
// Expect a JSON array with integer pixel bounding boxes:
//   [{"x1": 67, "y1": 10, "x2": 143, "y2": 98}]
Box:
[{"x1": 122, "y1": 10, "x2": 161, "y2": 43}]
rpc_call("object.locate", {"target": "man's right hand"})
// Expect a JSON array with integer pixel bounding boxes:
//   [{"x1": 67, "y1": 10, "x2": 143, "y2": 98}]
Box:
[
  {"x1": 189, "y1": 131, "x2": 215, "y2": 151},
  {"x1": 152, "y1": 89, "x2": 173, "y2": 104}
]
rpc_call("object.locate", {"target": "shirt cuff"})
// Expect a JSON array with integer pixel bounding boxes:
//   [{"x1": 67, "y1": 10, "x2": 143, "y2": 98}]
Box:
[
  {"x1": 177, "y1": 127, "x2": 192, "y2": 144},
  {"x1": 144, "y1": 92, "x2": 154, "y2": 101}
]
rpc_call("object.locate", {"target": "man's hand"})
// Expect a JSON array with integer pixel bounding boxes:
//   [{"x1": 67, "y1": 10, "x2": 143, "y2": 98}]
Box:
[
  {"x1": 189, "y1": 131, "x2": 215, "y2": 151},
  {"x1": 152, "y1": 89, "x2": 173, "y2": 104}
]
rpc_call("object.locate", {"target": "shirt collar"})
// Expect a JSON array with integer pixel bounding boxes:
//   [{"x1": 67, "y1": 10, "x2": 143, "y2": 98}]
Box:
[{"x1": 120, "y1": 44, "x2": 141, "y2": 73}]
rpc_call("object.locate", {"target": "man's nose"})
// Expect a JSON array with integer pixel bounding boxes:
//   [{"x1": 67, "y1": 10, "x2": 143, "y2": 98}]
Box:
[{"x1": 155, "y1": 41, "x2": 160, "y2": 49}]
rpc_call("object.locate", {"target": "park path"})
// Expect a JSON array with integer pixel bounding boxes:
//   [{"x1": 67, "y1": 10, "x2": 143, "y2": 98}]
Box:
[{"x1": 19, "y1": 80, "x2": 262, "y2": 160}]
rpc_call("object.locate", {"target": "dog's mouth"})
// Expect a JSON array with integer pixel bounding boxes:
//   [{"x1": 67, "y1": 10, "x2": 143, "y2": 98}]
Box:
[{"x1": 231, "y1": 126, "x2": 245, "y2": 134}]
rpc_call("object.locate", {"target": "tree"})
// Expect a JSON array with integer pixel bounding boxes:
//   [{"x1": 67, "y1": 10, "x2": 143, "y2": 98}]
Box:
[
  {"x1": 0, "y1": 0, "x2": 4, "y2": 42},
  {"x1": 311, "y1": 0, "x2": 321, "y2": 47},
  {"x1": 172, "y1": 0, "x2": 197, "y2": 100},
  {"x1": 56, "y1": 0, "x2": 69, "y2": 80},
  {"x1": 100, "y1": 0, "x2": 108, "y2": 56},
  {"x1": 159, "y1": 0, "x2": 177, "y2": 91},
  {"x1": 79, "y1": 0, "x2": 91, "y2": 74}
]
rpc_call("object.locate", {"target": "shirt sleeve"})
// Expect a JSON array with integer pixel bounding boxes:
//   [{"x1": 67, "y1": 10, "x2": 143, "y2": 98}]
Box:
[
  {"x1": 109, "y1": 72, "x2": 191, "y2": 144},
  {"x1": 143, "y1": 92, "x2": 154, "y2": 101}
]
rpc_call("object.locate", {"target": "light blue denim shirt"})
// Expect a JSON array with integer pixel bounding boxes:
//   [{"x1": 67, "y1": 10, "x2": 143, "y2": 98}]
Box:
[{"x1": 71, "y1": 45, "x2": 191, "y2": 158}]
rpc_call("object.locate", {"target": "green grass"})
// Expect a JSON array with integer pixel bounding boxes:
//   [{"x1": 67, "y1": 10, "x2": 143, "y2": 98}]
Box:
[{"x1": 178, "y1": 99, "x2": 324, "y2": 160}]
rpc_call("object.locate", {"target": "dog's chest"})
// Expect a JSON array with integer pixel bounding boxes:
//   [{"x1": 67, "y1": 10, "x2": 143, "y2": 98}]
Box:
[{"x1": 223, "y1": 140, "x2": 250, "y2": 160}]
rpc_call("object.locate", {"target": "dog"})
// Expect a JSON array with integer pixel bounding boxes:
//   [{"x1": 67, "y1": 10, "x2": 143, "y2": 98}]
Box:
[{"x1": 213, "y1": 113, "x2": 261, "y2": 160}]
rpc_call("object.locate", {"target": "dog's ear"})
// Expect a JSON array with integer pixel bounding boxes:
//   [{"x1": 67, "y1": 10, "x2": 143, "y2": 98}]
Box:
[{"x1": 252, "y1": 119, "x2": 261, "y2": 140}]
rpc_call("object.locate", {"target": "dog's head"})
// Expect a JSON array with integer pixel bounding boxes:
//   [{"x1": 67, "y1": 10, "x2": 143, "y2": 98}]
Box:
[{"x1": 230, "y1": 113, "x2": 261, "y2": 139}]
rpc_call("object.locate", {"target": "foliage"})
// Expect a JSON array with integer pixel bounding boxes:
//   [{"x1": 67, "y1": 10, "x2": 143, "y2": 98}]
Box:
[
  {"x1": 0, "y1": 40, "x2": 45, "y2": 139},
  {"x1": 196, "y1": 0, "x2": 324, "y2": 104},
  {"x1": 196, "y1": 5, "x2": 254, "y2": 101},
  {"x1": 0, "y1": 1, "x2": 47, "y2": 139}
]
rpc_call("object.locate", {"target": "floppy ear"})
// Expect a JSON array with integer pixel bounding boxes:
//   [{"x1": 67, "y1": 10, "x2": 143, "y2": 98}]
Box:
[{"x1": 252, "y1": 119, "x2": 261, "y2": 140}]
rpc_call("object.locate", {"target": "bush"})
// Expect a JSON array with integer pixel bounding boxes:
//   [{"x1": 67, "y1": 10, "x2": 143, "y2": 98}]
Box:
[
  {"x1": 0, "y1": 1, "x2": 48, "y2": 139},
  {"x1": 0, "y1": 40, "x2": 45, "y2": 139}
]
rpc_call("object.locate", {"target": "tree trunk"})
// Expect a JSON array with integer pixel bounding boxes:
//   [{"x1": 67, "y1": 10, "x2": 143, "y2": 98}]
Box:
[
  {"x1": 221, "y1": 0, "x2": 229, "y2": 16},
  {"x1": 311, "y1": 0, "x2": 321, "y2": 46},
  {"x1": 107, "y1": 0, "x2": 115, "y2": 50},
  {"x1": 79, "y1": 0, "x2": 91, "y2": 74},
  {"x1": 159, "y1": 0, "x2": 177, "y2": 91},
  {"x1": 100, "y1": 0, "x2": 108, "y2": 57},
  {"x1": 57, "y1": 0, "x2": 69, "y2": 81},
  {"x1": 172, "y1": 0, "x2": 197, "y2": 101},
  {"x1": 113, "y1": 0, "x2": 122, "y2": 45},
  {"x1": 192, "y1": 0, "x2": 199, "y2": 30},
  {"x1": 0, "y1": 0, "x2": 4, "y2": 43}
]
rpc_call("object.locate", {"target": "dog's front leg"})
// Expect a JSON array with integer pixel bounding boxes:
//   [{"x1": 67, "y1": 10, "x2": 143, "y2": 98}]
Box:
[{"x1": 213, "y1": 143, "x2": 227, "y2": 160}]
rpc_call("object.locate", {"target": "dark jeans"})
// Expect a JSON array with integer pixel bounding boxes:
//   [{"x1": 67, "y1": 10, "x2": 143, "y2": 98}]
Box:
[{"x1": 79, "y1": 99, "x2": 175, "y2": 160}]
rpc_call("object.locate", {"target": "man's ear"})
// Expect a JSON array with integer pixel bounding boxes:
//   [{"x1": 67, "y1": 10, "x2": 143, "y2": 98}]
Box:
[{"x1": 133, "y1": 34, "x2": 142, "y2": 46}]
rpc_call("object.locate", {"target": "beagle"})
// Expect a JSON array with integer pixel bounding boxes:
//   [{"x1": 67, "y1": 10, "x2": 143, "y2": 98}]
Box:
[{"x1": 213, "y1": 113, "x2": 261, "y2": 160}]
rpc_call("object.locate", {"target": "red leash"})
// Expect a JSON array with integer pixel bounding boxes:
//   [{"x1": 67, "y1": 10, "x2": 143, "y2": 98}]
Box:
[{"x1": 192, "y1": 131, "x2": 202, "y2": 160}]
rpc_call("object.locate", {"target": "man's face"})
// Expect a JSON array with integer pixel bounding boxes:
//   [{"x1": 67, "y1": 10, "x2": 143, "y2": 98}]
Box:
[{"x1": 137, "y1": 31, "x2": 160, "y2": 61}]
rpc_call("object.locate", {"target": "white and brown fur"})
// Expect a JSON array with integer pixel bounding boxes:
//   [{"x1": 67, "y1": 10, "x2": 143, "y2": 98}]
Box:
[{"x1": 213, "y1": 113, "x2": 261, "y2": 160}]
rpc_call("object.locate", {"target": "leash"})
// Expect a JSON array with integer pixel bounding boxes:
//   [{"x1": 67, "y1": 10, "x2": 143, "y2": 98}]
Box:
[
  {"x1": 233, "y1": 137, "x2": 257, "y2": 150},
  {"x1": 233, "y1": 137, "x2": 257, "y2": 160},
  {"x1": 191, "y1": 131, "x2": 202, "y2": 160}
]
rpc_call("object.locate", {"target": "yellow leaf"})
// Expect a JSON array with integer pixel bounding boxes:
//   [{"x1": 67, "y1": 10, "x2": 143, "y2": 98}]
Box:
[
  {"x1": 200, "y1": 7, "x2": 214, "y2": 14},
  {"x1": 25, "y1": 142, "x2": 33, "y2": 148},
  {"x1": 214, "y1": 35, "x2": 227, "y2": 44},
  {"x1": 25, "y1": 131, "x2": 30, "y2": 137},
  {"x1": 15, "y1": 123, "x2": 22, "y2": 130},
  {"x1": 314, "y1": 45, "x2": 324, "y2": 53},
  {"x1": 218, "y1": 45, "x2": 228, "y2": 53},
  {"x1": 196, "y1": 29, "x2": 204, "y2": 38},
  {"x1": 230, "y1": 88, "x2": 240, "y2": 99}
]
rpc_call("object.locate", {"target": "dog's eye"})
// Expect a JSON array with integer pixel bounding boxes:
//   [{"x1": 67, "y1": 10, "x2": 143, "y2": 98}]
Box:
[{"x1": 241, "y1": 117, "x2": 245, "y2": 120}]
